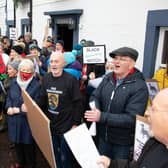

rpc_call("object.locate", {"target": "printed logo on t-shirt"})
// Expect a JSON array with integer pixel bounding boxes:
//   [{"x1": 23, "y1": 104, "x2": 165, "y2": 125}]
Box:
[
  {"x1": 48, "y1": 92, "x2": 59, "y2": 114},
  {"x1": 47, "y1": 88, "x2": 63, "y2": 114}
]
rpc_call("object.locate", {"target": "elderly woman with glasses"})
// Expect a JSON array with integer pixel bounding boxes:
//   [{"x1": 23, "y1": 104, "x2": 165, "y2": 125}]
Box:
[
  {"x1": 6, "y1": 59, "x2": 41, "y2": 168},
  {"x1": 97, "y1": 88, "x2": 168, "y2": 168}
]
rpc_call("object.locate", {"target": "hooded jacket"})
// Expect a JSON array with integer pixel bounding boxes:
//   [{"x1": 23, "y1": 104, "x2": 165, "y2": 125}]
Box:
[{"x1": 90, "y1": 68, "x2": 148, "y2": 145}]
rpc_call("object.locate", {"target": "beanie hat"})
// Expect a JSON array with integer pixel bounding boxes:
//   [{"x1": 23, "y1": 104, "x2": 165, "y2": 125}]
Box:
[
  {"x1": 11, "y1": 45, "x2": 23, "y2": 55},
  {"x1": 73, "y1": 44, "x2": 82, "y2": 56},
  {"x1": 56, "y1": 40, "x2": 64, "y2": 47},
  {"x1": 109, "y1": 47, "x2": 138, "y2": 61},
  {"x1": 72, "y1": 49, "x2": 78, "y2": 57},
  {"x1": 64, "y1": 52, "x2": 75, "y2": 66},
  {"x1": 8, "y1": 60, "x2": 20, "y2": 71},
  {"x1": 73, "y1": 44, "x2": 82, "y2": 50}
]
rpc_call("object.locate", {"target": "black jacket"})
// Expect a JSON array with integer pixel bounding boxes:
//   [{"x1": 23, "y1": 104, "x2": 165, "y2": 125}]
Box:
[
  {"x1": 110, "y1": 138, "x2": 168, "y2": 168},
  {"x1": 90, "y1": 68, "x2": 148, "y2": 145}
]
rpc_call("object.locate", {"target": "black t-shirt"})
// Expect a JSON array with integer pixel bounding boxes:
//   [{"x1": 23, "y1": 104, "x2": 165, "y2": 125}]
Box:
[{"x1": 39, "y1": 71, "x2": 83, "y2": 134}]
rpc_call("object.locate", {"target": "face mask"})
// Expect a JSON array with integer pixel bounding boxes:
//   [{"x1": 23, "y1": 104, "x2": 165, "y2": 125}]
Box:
[
  {"x1": 20, "y1": 71, "x2": 33, "y2": 81},
  {"x1": 105, "y1": 70, "x2": 113, "y2": 75}
]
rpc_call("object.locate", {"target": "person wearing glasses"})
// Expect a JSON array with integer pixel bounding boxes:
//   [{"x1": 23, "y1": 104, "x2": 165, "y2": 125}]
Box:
[
  {"x1": 85, "y1": 47, "x2": 148, "y2": 160},
  {"x1": 97, "y1": 88, "x2": 168, "y2": 168}
]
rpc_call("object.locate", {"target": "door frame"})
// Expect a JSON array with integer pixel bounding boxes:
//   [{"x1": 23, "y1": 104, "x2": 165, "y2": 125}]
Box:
[
  {"x1": 44, "y1": 9, "x2": 83, "y2": 48},
  {"x1": 143, "y1": 9, "x2": 168, "y2": 78}
]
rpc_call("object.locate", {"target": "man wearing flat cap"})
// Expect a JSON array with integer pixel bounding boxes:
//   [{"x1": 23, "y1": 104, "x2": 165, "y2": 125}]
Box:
[{"x1": 85, "y1": 47, "x2": 148, "y2": 160}]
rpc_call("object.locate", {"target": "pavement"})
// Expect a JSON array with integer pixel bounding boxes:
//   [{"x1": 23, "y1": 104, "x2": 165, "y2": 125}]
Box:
[{"x1": 0, "y1": 129, "x2": 50, "y2": 168}]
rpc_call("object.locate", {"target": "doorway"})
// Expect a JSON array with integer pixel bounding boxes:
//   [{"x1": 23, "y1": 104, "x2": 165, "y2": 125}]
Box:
[
  {"x1": 57, "y1": 24, "x2": 73, "y2": 51},
  {"x1": 44, "y1": 9, "x2": 83, "y2": 52}
]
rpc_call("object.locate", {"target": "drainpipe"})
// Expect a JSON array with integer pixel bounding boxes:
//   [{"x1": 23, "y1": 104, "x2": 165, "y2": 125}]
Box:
[
  {"x1": 29, "y1": 0, "x2": 32, "y2": 33},
  {"x1": 5, "y1": 0, "x2": 7, "y2": 35},
  {"x1": 14, "y1": 2, "x2": 16, "y2": 27}
]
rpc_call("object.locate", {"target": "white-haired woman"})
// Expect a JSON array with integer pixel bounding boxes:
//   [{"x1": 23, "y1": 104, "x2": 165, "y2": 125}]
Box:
[{"x1": 6, "y1": 59, "x2": 41, "y2": 168}]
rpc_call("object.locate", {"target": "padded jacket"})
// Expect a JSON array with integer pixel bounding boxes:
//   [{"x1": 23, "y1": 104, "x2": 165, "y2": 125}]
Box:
[{"x1": 90, "y1": 68, "x2": 148, "y2": 145}]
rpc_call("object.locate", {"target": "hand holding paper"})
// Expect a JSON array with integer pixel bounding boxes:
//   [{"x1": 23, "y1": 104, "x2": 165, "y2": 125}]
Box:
[
  {"x1": 84, "y1": 101, "x2": 101, "y2": 122},
  {"x1": 88, "y1": 101, "x2": 97, "y2": 136}
]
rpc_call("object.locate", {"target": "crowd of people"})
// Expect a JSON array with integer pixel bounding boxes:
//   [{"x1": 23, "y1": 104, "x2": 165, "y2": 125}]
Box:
[{"x1": 0, "y1": 31, "x2": 168, "y2": 168}]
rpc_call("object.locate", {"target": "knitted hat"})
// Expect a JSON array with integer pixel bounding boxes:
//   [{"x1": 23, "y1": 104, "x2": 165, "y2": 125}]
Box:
[
  {"x1": 8, "y1": 60, "x2": 20, "y2": 71},
  {"x1": 73, "y1": 44, "x2": 83, "y2": 56},
  {"x1": 64, "y1": 52, "x2": 75, "y2": 65},
  {"x1": 109, "y1": 47, "x2": 138, "y2": 61},
  {"x1": 73, "y1": 44, "x2": 82, "y2": 50},
  {"x1": 11, "y1": 45, "x2": 23, "y2": 55}
]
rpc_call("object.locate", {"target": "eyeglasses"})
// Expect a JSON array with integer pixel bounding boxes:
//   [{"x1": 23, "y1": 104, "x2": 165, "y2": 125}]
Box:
[
  {"x1": 113, "y1": 57, "x2": 131, "y2": 62},
  {"x1": 147, "y1": 106, "x2": 168, "y2": 114}
]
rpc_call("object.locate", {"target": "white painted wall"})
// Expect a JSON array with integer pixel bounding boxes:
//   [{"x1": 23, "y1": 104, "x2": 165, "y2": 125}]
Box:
[
  {"x1": 16, "y1": 2, "x2": 30, "y2": 36},
  {"x1": 2, "y1": 0, "x2": 168, "y2": 70},
  {"x1": 7, "y1": 0, "x2": 14, "y2": 20},
  {"x1": 31, "y1": 0, "x2": 168, "y2": 70},
  {"x1": 0, "y1": 0, "x2": 6, "y2": 35}
]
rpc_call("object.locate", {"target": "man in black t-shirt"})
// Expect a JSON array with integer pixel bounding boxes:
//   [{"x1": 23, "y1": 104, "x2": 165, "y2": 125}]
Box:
[{"x1": 39, "y1": 52, "x2": 83, "y2": 168}]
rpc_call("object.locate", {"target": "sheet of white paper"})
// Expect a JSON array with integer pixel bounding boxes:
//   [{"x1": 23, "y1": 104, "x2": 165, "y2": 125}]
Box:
[
  {"x1": 64, "y1": 123, "x2": 103, "y2": 168},
  {"x1": 89, "y1": 101, "x2": 96, "y2": 136},
  {"x1": 89, "y1": 101, "x2": 96, "y2": 109},
  {"x1": 89, "y1": 122, "x2": 96, "y2": 136},
  {"x1": 133, "y1": 119, "x2": 150, "y2": 161},
  {"x1": 88, "y1": 77, "x2": 103, "y2": 88}
]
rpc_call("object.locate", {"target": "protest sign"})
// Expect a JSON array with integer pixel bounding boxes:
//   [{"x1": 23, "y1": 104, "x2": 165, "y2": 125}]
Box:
[
  {"x1": 22, "y1": 89, "x2": 56, "y2": 168},
  {"x1": 133, "y1": 115, "x2": 150, "y2": 161},
  {"x1": 9, "y1": 28, "x2": 17, "y2": 40},
  {"x1": 83, "y1": 45, "x2": 105, "y2": 64}
]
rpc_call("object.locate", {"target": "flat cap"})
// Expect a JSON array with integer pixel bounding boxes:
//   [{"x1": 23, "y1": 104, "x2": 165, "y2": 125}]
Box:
[{"x1": 109, "y1": 47, "x2": 138, "y2": 61}]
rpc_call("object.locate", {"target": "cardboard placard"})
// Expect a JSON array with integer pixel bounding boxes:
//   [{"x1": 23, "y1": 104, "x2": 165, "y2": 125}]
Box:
[{"x1": 22, "y1": 89, "x2": 56, "y2": 168}]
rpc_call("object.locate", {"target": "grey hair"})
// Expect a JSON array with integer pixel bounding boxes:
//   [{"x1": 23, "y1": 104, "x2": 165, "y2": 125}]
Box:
[{"x1": 18, "y1": 59, "x2": 35, "y2": 74}]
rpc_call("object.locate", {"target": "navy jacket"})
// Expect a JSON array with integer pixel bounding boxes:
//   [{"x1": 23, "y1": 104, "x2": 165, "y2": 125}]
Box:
[
  {"x1": 90, "y1": 68, "x2": 148, "y2": 145},
  {"x1": 110, "y1": 138, "x2": 168, "y2": 168},
  {"x1": 6, "y1": 77, "x2": 41, "y2": 144}
]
